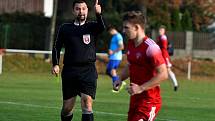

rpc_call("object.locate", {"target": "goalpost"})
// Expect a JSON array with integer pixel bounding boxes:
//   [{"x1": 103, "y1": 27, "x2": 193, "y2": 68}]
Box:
[
  {"x1": 0, "y1": 49, "x2": 52, "y2": 75},
  {"x1": 0, "y1": 49, "x2": 107, "y2": 75},
  {"x1": 0, "y1": 53, "x2": 2, "y2": 74},
  {"x1": 0, "y1": 48, "x2": 5, "y2": 74},
  {"x1": 1, "y1": 49, "x2": 191, "y2": 80}
]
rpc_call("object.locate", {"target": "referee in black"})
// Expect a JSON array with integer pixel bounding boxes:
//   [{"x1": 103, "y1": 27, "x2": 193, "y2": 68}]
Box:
[{"x1": 52, "y1": 0, "x2": 105, "y2": 121}]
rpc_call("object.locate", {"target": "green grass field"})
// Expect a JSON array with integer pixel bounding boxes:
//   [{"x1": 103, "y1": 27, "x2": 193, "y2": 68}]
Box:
[{"x1": 0, "y1": 72, "x2": 215, "y2": 121}]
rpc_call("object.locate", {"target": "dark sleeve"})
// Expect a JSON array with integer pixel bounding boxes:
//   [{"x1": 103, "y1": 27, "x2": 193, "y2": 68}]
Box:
[
  {"x1": 52, "y1": 25, "x2": 64, "y2": 66},
  {"x1": 92, "y1": 13, "x2": 106, "y2": 35}
]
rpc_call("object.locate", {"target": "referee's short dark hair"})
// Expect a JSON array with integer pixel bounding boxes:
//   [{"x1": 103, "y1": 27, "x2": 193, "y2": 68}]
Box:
[
  {"x1": 73, "y1": 0, "x2": 87, "y2": 8},
  {"x1": 123, "y1": 11, "x2": 146, "y2": 29}
]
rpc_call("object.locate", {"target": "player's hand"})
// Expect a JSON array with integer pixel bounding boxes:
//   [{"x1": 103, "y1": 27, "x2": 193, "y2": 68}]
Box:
[
  {"x1": 113, "y1": 80, "x2": 122, "y2": 91},
  {"x1": 94, "y1": 0, "x2": 101, "y2": 14},
  {"x1": 52, "y1": 65, "x2": 60, "y2": 77},
  {"x1": 165, "y1": 58, "x2": 172, "y2": 68},
  {"x1": 108, "y1": 50, "x2": 114, "y2": 55},
  {"x1": 127, "y1": 83, "x2": 144, "y2": 95}
]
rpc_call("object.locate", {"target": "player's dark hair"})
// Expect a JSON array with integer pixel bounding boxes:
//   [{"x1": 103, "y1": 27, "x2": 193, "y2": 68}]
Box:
[
  {"x1": 159, "y1": 25, "x2": 166, "y2": 30},
  {"x1": 106, "y1": 24, "x2": 115, "y2": 31},
  {"x1": 73, "y1": 0, "x2": 87, "y2": 8},
  {"x1": 123, "y1": 11, "x2": 146, "y2": 29}
]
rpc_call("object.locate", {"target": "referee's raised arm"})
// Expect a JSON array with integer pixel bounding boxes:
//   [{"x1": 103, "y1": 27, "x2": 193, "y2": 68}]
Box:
[
  {"x1": 94, "y1": 0, "x2": 101, "y2": 14},
  {"x1": 94, "y1": 0, "x2": 106, "y2": 34}
]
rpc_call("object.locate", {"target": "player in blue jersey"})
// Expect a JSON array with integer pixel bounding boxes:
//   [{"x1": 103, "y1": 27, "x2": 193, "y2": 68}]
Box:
[{"x1": 106, "y1": 25, "x2": 126, "y2": 92}]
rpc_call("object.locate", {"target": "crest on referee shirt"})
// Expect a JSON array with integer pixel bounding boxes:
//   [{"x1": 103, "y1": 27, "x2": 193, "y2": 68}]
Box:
[{"x1": 83, "y1": 34, "x2": 91, "y2": 44}]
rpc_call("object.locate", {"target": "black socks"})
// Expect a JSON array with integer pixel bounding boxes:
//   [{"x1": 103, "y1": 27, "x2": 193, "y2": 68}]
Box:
[
  {"x1": 61, "y1": 113, "x2": 93, "y2": 121},
  {"x1": 61, "y1": 114, "x2": 73, "y2": 121},
  {"x1": 81, "y1": 113, "x2": 94, "y2": 121}
]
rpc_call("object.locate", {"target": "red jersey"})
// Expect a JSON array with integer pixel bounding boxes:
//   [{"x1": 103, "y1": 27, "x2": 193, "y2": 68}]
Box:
[
  {"x1": 127, "y1": 36, "x2": 165, "y2": 104},
  {"x1": 157, "y1": 35, "x2": 171, "y2": 67}
]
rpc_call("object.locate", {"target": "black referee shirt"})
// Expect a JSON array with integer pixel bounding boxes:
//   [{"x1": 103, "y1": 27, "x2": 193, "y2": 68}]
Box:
[{"x1": 52, "y1": 14, "x2": 105, "y2": 66}]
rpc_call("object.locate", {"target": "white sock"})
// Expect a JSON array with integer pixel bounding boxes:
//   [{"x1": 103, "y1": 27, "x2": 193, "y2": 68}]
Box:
[{"x1": 168, "y1": 70, "x2": 178, "y2": 87}]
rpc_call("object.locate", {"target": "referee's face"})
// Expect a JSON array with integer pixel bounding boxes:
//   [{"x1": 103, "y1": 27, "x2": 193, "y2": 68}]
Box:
[{"x1": 73, "y1": 2, "x2": 88, "y2": 22}]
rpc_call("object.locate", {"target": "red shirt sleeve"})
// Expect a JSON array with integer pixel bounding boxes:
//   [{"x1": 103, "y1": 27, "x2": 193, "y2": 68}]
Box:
[
  {"x1": 146, "y1": 44, "x2": 165, "y2": 68},
  {"x1": 159, "y1": 35, "x2": 170, "y2": 63}
]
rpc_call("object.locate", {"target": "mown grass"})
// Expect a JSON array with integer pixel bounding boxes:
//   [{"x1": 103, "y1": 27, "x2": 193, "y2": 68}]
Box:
[
  {"x1": 0, "y1": 54, "x2": 215, "y2": 121},
  {"x1": 0, "y1": 72, "x2": 215, "y2": 121}
]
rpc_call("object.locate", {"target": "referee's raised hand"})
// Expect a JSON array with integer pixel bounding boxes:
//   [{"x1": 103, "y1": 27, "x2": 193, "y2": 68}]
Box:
[{"x1": 94, "y1": 0, "x2": 101, "y2": 14}]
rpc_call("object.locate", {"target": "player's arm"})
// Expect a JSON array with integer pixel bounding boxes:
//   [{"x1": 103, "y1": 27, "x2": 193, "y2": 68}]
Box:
[
  {"x1": 52, "y1": 26, "x2": 64, "y2": 76},
  {"x1": 160, "y1": 36, "x2": 170, "y2": 57},
  {"x1": 109, "y1": 39, "x2": 124, "y2": 55},
  {"x1": 120, "y1": 64, "x2": 129, "y2": 81},
  {"x1": 160, "y1": 37, "x2": 172, "y2": 67},
  {"x1": 161, "y1": 37, "x2": 168, "y2": 50},
  {"x1": 115, "y1": 40, "x2": 124, "y2": 52},
  {"x1": 128, "y1": 64, "x2": 167, "y2": 95}
]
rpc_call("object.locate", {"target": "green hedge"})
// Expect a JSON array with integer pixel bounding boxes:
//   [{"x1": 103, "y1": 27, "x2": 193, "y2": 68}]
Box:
[{"x1": 0, "y1": 12, "x2": 50, "y2": 50}]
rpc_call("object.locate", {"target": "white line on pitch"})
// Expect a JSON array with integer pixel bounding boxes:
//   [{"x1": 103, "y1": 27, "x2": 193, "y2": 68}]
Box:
[
  {"x1": 162, "y1": 96, "x2": 215, "y2": 101},
  {"x1": 0, "y1": 101, "x2": 177, "y2": 121}
]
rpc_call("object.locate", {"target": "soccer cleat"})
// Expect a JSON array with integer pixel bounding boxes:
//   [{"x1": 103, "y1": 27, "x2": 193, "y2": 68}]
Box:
[
  {"x1": 174, "y1": 86, "x2": 178, "y2": 91},
  {"x1": 112, "y1": 82, "x2": 126, "y2": 93},
  {"x1": 119, "y1": 81, "x2": 126, "y2": 91},
  {"x1": 112, "y1": 89, "x2": 119, "y2": 93},
  {"x1": 112, "y1": 84, "x2": 119, "y2": 91}
]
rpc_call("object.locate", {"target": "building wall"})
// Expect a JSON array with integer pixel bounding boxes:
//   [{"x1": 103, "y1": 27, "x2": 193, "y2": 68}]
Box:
[{"x1": 0, "y1": 0, "x2": 44, "y2": 14}]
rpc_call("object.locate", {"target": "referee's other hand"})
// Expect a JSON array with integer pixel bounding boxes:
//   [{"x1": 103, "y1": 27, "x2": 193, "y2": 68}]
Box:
[{"x1": 52, "y1": 65, "x2": 60, "y2": 77}]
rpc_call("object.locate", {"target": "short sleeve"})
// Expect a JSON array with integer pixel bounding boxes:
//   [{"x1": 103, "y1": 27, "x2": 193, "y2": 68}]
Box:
[
  {"x1": 146, "y1": 44, "x2": 165, "y2": 67},
  {"x1": 116, "y1": 34, "x2": 123, "y2": 45},
  {"x1": 161, "y1": 35, "x2": 167, "y2": 41}
]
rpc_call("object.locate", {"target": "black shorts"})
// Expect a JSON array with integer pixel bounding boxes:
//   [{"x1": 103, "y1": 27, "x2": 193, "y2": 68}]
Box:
[{"x1": 61, "y1": 64, "x2": 98, "y2": 100}]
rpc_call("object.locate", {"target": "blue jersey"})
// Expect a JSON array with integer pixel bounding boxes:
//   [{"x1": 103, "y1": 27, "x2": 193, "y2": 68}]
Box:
[{"x1": 109, "y1": 33, "x2": 123, "y2": 60}]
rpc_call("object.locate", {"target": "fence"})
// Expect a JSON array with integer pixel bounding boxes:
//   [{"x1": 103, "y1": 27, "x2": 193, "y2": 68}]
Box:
[
  {"x1": 166, "y1": 31, "x2": 186, "y2": 49},
  {"x1": 0, "y1": 49, "x2": 107, "y2": 74},
  {"x1": 152, "y1": 30, "x2": 215, "y2": 59},
  {"x1": 193, "y1": 32, "x2": 215, "y2": 50},
  {"x1": 0, "y1": 23, "x2": 50, "y2": 50}
]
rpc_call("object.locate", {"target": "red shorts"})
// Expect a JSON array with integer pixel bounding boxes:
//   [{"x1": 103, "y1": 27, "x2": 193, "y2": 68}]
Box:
[{"x1": 128, "y1": 103, "x2": 161, "y2": 121}]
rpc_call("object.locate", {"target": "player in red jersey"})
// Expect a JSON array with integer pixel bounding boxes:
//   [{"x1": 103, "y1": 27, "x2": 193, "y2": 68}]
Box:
[
  {"x1": 114, "y1": 11, "x2": 168, "y2": 121},
  {"x1": 157, "y1": 25, "x2": 179, "y2": 91}
]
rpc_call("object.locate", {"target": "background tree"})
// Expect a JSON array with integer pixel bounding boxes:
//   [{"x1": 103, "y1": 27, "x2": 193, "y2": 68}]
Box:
[
  {"x1": 181, "y1": 0, "x2": 215, "y2": 31},
  {"x1": 171, "y1": 8, "x2": 182, "y2": 31},
  {"x1": 181, "y1": 9, "x2": 193, "y2": 31}
]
